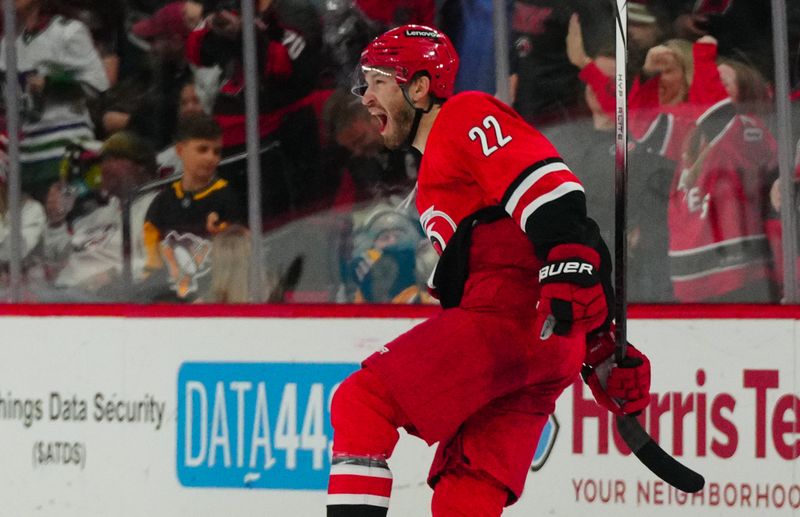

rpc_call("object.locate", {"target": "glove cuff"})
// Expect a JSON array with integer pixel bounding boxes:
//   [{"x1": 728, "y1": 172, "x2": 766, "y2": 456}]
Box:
[{"x1": 546, "y1": 243, "x2": 600, "y2": 266}]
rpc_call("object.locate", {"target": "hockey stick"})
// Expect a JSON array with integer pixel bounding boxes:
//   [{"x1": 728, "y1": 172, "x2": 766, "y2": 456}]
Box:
[{"x1": 609, "y1": 0, "x2": 705, "y2": 493}]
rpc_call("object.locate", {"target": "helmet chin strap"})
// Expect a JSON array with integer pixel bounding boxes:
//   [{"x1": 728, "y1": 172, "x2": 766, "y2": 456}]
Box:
[{"x1": 400, "y1": 85, "x2": 434, "y2": 151}]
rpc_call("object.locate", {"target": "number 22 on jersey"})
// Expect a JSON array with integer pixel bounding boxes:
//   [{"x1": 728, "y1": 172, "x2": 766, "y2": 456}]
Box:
[{"x1": 468, "y1": 115, "x2": 512, "y2": 157}]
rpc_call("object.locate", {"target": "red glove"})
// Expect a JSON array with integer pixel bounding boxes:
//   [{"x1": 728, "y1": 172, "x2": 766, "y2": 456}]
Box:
[
  {"x1": 536, "y1": 243, "x2": 607, "y2": 339},
  {"x1": 581, "y1": 328, "x2": 651, "y2": 416}
]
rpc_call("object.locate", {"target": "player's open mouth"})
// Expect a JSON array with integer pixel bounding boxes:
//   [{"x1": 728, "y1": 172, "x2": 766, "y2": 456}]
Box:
[{"x1": 373, "y1": 113, "x2": 388, "y2": 133}]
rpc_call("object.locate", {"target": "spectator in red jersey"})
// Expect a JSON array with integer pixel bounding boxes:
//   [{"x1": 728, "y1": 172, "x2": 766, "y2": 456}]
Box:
[
  {"x1": 667, "y1": 100, "x2": 778, "y2": 302},
  {"x1": 567, "y1": 17, "x2": 734, "y2": 302},
  {"x1": 186, "y1": 0, "x2": 327, "y2": 221},
  {"x1": 575, "y1": 32, "x2": 731, "y2": 171}
]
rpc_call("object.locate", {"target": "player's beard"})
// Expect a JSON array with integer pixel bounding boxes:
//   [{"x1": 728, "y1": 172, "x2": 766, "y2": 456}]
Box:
[{"x1": 382, "y1": 101, "x2": 416, "y2": 150}]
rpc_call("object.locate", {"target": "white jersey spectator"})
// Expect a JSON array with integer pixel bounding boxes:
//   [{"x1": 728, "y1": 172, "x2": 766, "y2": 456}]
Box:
[
  {"x1": 44, "y1": 191, "x2": 157, "y2": 290},
  {"x1": 43, "y1": 132, "x2": 157, "y2": 295},
  {"x1": 0, "y1": 6, "x2": 109, "y2": 200}
]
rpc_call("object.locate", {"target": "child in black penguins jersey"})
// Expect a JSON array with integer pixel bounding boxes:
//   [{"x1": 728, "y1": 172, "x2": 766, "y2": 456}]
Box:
[{"x1": 141, "y1": 113, "x2": 245, "y2": 300}]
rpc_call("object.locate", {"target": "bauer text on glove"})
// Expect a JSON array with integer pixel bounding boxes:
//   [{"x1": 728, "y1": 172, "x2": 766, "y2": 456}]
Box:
[{"x1": 536, "y1": 243, "x2": 607, "y2": 339}]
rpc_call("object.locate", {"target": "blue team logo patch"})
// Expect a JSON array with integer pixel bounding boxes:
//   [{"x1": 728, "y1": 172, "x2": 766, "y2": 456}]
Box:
[
  {"x1": 530, "y1": 415, "x2": 559, "y2": 472},
  {"x1": 177, "y1": 362, "x2": 358, "y2": 490}
]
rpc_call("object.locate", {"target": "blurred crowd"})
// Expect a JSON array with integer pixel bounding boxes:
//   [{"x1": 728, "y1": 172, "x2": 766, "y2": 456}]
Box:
[{"x1": 0, "y1": 0, "x2": 799, "y2": 304}]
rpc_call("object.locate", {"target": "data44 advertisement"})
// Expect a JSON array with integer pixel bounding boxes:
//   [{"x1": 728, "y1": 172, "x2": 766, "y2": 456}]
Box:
[{"x1": 177, "y1": 362, "x2": 356, "y2": 489}]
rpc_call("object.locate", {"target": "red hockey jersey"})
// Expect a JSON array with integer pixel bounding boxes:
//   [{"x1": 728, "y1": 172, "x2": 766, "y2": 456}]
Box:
[
  {"x1": 185, "y1": 11, "x2": 321, "y2": 147},
  {"x1": 667, "y1": 106, "x2": 777, "y2": 302},
  {"x1": 416, "y1": 91, "x2": 583, "y2": 254}
]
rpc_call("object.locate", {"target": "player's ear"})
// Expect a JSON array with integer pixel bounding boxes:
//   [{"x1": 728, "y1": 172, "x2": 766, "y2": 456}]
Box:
[{"x1": 409, "y1": 74, "x2": 432, "y2": 103}]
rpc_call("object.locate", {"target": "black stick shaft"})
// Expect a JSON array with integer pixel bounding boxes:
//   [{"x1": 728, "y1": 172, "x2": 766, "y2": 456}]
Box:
[
  {"x1": 606, "y1": 6, "x2": 706, "y2": 495},
  {"x1": 612, "y1": 0, "x2": 628, "y2": 362}
]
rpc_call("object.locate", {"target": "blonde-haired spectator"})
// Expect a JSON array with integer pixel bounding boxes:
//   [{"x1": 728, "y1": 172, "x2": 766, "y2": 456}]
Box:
[
  {"x1": 206, "y1": 224, "x2": 254, "y2": 303},
  {"x1": 204, "y1": 224, "x2": 293, "y2": 303}
]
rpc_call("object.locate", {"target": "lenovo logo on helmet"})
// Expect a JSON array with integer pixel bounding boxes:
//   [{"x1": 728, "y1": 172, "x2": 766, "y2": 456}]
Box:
[{"x1": 405, "y1": 29, "x2": 438, "y2": 39}]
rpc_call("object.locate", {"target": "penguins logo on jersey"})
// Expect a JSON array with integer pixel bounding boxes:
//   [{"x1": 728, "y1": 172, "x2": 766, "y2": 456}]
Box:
[{"x1": 159, "y1": 231, "x2": 212, "y2": 298}]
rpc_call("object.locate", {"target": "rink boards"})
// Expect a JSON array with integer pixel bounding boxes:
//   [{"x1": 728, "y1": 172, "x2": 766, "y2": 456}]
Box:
[{"x1": 0, "y1": 308, "x2": 798, "y2": 516}]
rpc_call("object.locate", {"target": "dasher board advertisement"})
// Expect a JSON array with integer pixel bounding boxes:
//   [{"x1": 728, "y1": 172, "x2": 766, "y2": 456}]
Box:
[
  {"x1": 509, "y1": 318, "x2": 800, "y2": 516},
  {"x1": 0, "y1": 315, "x2": 797, "y2": 516}
]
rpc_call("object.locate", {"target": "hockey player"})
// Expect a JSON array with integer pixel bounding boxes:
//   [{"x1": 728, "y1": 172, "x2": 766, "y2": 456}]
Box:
[{"x1": 327, "y1": 25, "x2": 652, "y2": 517}]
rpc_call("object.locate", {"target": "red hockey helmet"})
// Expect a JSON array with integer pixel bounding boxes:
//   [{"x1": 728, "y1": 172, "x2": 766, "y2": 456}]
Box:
[{"x1": 355, "y1": 25, "x2": 459, "y2": 99}]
